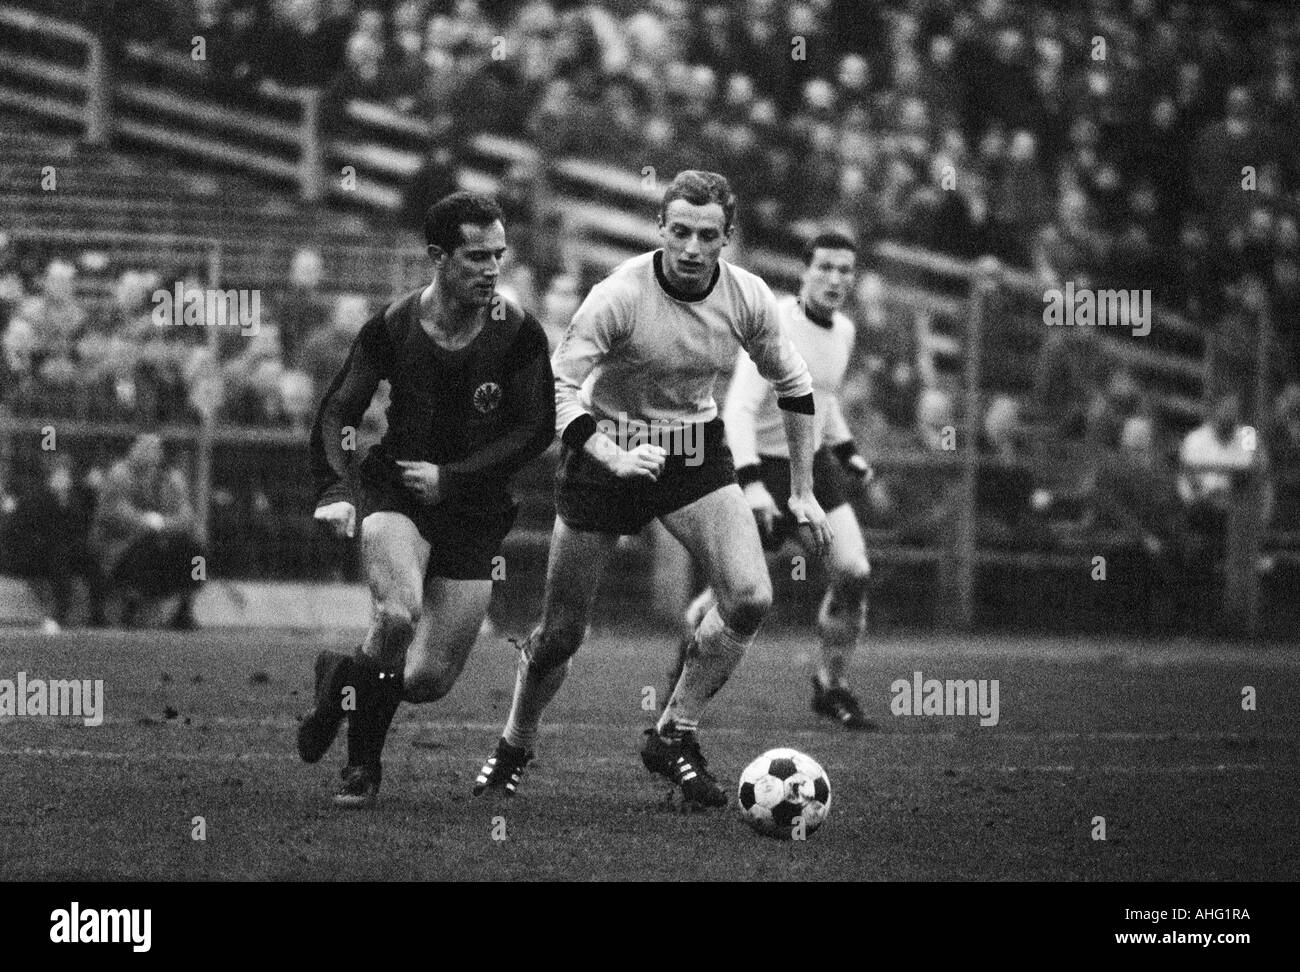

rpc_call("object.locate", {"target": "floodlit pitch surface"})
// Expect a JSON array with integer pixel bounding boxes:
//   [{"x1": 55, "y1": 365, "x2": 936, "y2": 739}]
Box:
[{"x1": 1, "y1": 627, "x2": 1296, "y2": 881}]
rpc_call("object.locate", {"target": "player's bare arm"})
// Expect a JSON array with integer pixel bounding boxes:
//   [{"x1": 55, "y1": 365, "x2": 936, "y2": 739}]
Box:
[
  {"x1": 782, "y1": 407, "x2": 832, "y2": 556},
  {"x1": 583, "y1": 431, "x2": 667, "y2": 481},
  {"x1": 310, "y1": 307, "x2": 391, "y2": 539}
]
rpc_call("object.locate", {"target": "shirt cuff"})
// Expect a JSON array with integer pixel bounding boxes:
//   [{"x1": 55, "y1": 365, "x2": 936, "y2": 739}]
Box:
[
  {"x1": 831, "y1": 440, "x2": 859, "y2": 464},
  {"x1": 776, "y1": 393, "x2": 815, "y2": 415},
  {"x1": 561, "y1": 413, "x2": 599, "y2": 450}
]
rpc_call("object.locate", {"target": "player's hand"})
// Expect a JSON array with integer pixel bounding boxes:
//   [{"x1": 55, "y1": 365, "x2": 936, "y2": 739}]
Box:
[
  {"x1": 314, "y1": 501, "x2": 357, "y2": 539},
  {"x1": 743, "y1": 481, "x2": 780, "y2": 539},
  {"x1": 787, "y1": 490, "x2": 832, "y2": 559},
  {"x1": 396, "y1": 459, "x2": 442, "y2": 505},
  {"x1": 607, "y1": 444, "x2": 667, "y2": 482}
]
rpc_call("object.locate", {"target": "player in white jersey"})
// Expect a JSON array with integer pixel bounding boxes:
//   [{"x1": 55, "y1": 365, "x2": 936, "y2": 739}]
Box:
[
  {"x1": 471, "y1": 171, "x2": 833, "y2": 807},
  {"x1": 673, "y1": 232, "x2": 876, "y2": 730}
]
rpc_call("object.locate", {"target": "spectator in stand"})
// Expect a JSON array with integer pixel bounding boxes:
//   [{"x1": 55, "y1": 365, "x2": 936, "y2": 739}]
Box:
[
  {"x1": 273, "y1": 247, "x2": 330, "y2": 371},
  {"x1": 1089, "y1": 415, "x2": 1190, "y2": 630},
  {"x1": 977, "y1": 395, "x2": 1042, "y2": 547},
  {"x1": 990, "y1": 130, "x2": 1051, "y2": 265},
  {"x1": 848, "y1": 270, "x2": 920, "y2": 443},
  {"x1": 866, "y1": 387, "x2": 963, "y2": 545},
  {"x1": 90, "y1": 433, "x2": 205, "y2": 629},
  {"x1": 538, "y1": 271, "x2": 580, "y2": 352},
  {"x1": 15, "y1": 260, "x2": 86, "y2": 399},
  {"x1": 299, "y1": 293, "x2": 368, "y2": 405},
  {"x1": 1085, "y1": 367, "x2": 1153, "y2": 450},
  {"x1": 1178, "y1": 391, "x2": 1266, "y2": 564},
  {"x1": 402, "y1": 146, "x2": 459, "y2": 235},
  {"x1": 0, "y1": 230, "x2": 25, "y2": 336},
  {"x1": 131, "y1": 270, "x2": 205, "y2": 424},
  {"x1": 1206, "y1": 273, "x2": 1288, "y2": 417},
  {"x1": 1266, "y1": 382, "x2": 1300, "y2": 532},
  {"x1": 332, "y1": 25, "x2": 392, "y2": 104},
  {"x1": 80, "y1": 269, "x2": 157, "y2": 418},
  {"x1": 1029, "y1": 313, "x2": 1114, "y2": 441},
  {"x1": 185, "y1": 0, "x2": 261, "y2": 95},
  {"x1": 1033, "y1": 188, "x2": 1109, "y2": 287},
  {"x1": 0, "y1": 451, "x2": 102, "y2": 632},
  {"x1": 1192, "y1": 87, "x2": 1279, "y2": 235},
  {"x1": 253, "y1": 0, "x2": 351, "y2": 89}
]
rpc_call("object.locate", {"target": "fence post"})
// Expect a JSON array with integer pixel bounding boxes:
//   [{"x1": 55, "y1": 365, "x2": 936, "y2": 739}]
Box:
[
  {"x1": 83, "y1": 35, "x2": 112, "y2": 146},
  {"x1": 950, "y1": 263, "x2": 994, "y2": 630},
  {"x1": 298, "y1": 88, "x2": 326, "y2": 204},
  {"x1": 192, "y1": 241, "x2": 223, "y2": 548}
]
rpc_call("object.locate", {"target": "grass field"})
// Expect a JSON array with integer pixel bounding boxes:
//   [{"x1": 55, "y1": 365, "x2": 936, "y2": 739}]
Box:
[{"x1": 1, "y1": 624, "x2": 1297, "y2": 881}]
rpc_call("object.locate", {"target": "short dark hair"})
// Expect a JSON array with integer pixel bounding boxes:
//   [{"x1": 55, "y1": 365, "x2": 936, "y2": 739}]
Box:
[
  {"x1": 659, "y1": 170, "x2": 737, "y2": 232},
  {"x1": 803, "y1": 230, "x2": 858, "y2": 265},
  {"x1": 423, "y1": 191, "x2": 505, "y2": 251}
]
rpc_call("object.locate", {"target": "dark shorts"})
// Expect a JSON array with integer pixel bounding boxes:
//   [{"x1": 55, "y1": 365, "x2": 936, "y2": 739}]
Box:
[
  {"x1": 358, "y1": 450, "x2": 518, "y2": 580},
  {"x1": 556, "y1": 418, "x2": 737, "y2": 535},
  {"x1": 756, "y1": 448, "x2": 852, "y2": 550}
]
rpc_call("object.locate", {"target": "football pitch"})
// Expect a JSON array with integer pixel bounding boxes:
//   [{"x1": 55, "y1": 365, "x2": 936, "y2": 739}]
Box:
[{"x1": 1, "y1": 625, "x2": 1297, "y2": 881}]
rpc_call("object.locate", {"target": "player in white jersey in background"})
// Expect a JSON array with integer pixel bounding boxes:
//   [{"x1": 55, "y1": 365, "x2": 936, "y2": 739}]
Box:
[
  {"x1": 471, "y1": 171, "x2": 833, "y2": 808},
  {"x1": 672, "y1": 231, "x2": 876, "y2": 729}
]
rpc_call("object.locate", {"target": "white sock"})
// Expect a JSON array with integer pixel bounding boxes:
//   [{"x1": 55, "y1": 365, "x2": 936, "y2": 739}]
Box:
[
  {"x1": 816, "y1": 585, "x2": 865, "y2": 689},
  {"x1": 502, "y1": 632, "x2": 570, "y2": 751},
  {"x1": 658, "y1": 606, "x2": 752, "y2": 736}
]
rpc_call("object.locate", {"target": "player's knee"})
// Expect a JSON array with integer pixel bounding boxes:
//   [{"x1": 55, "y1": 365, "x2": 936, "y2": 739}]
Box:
[
  {"x1": 374, "y1": 598, "x2": 419, "y2": 651},
  {"x1": 404, "y1": 668, "x2": 453, "y2": 704},
  {"x1": 721, "y1": 580, "x2": 772, "y2": 634}
]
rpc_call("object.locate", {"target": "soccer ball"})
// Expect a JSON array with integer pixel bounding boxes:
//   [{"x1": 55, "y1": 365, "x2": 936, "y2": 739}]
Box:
[{"x1": 737, "y1": 748, "x2": 831, "y2": 839}]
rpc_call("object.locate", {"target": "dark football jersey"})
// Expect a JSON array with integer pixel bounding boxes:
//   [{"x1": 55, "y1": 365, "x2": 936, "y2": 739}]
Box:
[{"x1": 310, "y1": 288, "x2": 555, "y2": 508}]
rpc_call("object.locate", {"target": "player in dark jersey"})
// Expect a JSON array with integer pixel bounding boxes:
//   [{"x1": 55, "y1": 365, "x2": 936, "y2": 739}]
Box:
[{"x1": 297, "y1": 192, "x2": 555, "y2": 808}]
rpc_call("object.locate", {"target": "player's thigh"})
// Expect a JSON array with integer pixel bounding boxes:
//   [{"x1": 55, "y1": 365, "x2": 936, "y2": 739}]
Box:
[
  {"x1": 404, "y1": 577, "x2": 494, "y2": 702},
  {"x1": 361, "y1": 511, "x2": 430, "y2": 618},
  {"x1": 659, "y1": 484, "x2": 771, "y2": 622},
  {"x1": 822, "y1": 503, "x2": 870, "y2": 581},
  {"x1": 539, "y1": 517, "x2": 620, "y2": 639}
]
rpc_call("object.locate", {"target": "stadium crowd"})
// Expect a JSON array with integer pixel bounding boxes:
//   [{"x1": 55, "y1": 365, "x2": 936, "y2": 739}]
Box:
[
  {"x1": 2, "y1": 0, "x2": 1299, "y2": 628},
  {"x1": 97, "y1": 0, "x2": 1296, "y2": 349}
]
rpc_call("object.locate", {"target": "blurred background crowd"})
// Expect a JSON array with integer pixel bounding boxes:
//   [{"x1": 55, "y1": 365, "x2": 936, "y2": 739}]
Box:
[{"x1": 76, "y1": 0, "x2": 1300, "y2": 331}]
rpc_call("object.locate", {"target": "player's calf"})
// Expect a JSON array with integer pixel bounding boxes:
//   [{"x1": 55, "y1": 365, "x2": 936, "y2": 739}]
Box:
[{"x1": 332, "y1": 653, "x2": 404, "y2": 807}]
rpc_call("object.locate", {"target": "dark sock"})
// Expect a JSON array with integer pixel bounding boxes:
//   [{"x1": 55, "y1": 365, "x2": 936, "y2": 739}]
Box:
[{"x1": 346, "y1": 650, "x2": 404, "y2": 769}]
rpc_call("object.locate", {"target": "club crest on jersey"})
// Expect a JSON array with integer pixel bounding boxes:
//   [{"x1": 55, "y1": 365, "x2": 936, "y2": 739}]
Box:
[{"x1": 473, "y1": 382, "x2": 503, "y2": 413}]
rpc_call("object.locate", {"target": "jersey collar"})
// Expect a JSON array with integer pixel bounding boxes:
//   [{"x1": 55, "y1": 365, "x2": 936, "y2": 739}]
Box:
[
  {"x1": 654, "y1": 251, "x2": 720, "y2": 302},
  {"x1": 799, "y1": 297, "x2": 835, "y2": 330}
]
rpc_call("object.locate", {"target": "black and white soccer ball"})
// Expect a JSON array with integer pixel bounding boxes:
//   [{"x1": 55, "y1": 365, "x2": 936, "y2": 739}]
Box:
[{"x1": 737, "y1": 748, "x2": 831, "y2": 839}]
